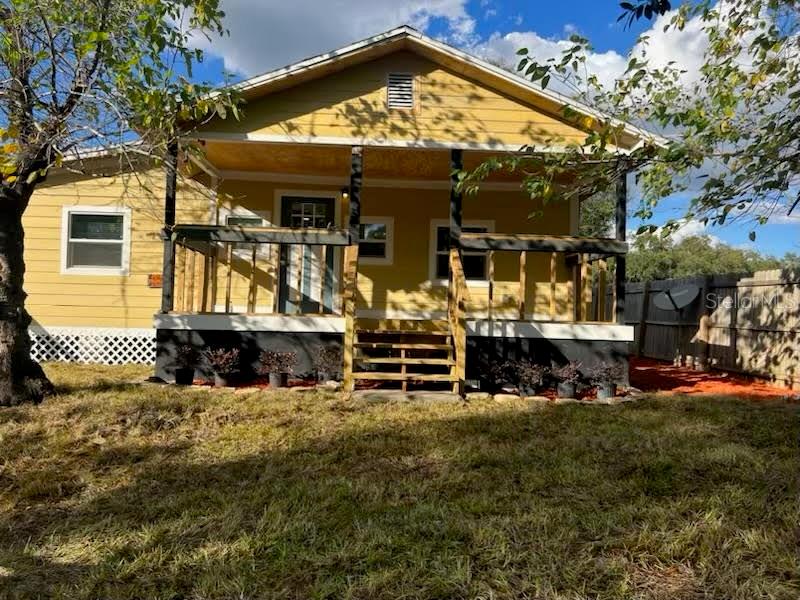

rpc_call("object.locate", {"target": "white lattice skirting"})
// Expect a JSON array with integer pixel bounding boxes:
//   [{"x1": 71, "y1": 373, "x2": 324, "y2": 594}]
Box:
[{"x1": 29, "y1": 326, "x2": 156, "y2": 365}]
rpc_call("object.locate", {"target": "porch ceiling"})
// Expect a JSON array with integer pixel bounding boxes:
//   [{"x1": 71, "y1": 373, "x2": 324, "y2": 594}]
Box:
[{"x1": 198, "y1": 141, "x2": 529, "y2": 183}]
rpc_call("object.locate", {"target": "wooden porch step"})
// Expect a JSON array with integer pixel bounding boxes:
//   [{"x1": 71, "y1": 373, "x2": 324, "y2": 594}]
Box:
[
  {"x1": 357, "y1": 357, "x2": 454, "y2": 366},
  {"x1": 356, "y1": 329, "x2": 450, "y2": 337},
  {"x1": 352, "y1": 372, "x2": 456, "y2": 382},
  {"x1": 354, "y1": 342, "x2": 452, "y2": 350}
]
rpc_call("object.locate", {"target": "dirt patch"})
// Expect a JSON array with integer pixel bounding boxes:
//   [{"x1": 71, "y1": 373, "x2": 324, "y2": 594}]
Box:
[{"x1": 630, "y1": 358, "x2": 795, "y2": 400}]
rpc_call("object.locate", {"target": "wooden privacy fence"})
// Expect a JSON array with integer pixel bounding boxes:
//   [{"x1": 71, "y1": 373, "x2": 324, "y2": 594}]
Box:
[{"x1": 616, "y1": 270, "x2": 799, "y2": 389}]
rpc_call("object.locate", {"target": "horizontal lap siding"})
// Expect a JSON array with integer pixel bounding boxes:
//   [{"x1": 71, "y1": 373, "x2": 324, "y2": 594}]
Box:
[
  {"x1": 24, "y1": 170, "x2": 210, "y2": 328},
  {"x1": 198, "y1": 52, "x2": 591, "y2": 147}
]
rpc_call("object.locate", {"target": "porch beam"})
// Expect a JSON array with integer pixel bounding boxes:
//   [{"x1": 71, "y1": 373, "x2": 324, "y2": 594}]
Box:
[
  {"x1": 459, "y1": 233, "x2": 628, "y2": 255},
  {"x1": 160, "y1": 141, "x2": 178, "y2": 313},
  {"x1": 348, "y1": 146, "x2": 363, "y2": 244},
  {"x1": 615, "y1": 165, "x2": 628, "y2": 324},
  {"x1": 171, "y1": 225, "x2": 350, "y2": 246},
  {"x1": 449, "y1": 148, "x2": 463, "y2": 248}
]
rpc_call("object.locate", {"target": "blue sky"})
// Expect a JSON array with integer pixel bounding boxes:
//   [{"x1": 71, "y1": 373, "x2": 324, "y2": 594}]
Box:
[{"x1": 188, "y1": 0, "x2": 799, "y2": 258}]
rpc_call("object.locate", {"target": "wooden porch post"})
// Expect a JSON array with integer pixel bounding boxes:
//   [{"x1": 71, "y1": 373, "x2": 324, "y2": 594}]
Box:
[
  {"x1": 449, "y1": 148, "x2": 466, "y2": 395},
  {"x1": 615, "y1": 163, "x2": 628, "y2": 325},
  {"x1": 160, "y1": 141, "x2": 178, "y2": 313},
  {"x1": 343, "y1": 146, "x2": 363, "y2": 393}
]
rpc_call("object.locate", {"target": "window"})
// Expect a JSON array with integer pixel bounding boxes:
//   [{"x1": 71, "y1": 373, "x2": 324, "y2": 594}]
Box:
[
  {"x1": 430, "y1": 220, "x2": 493, "y2": 283},
  {"x1": 358, "y1": 217, "x2": 393, "y2": 265},
  {"x1": 387, "y1": 73, "x2": 414, "y2": 110},
  {"x1": 61, "y1": 207, "x2": 130, "y2": 275},
  {"x1": 223, "y1": 209, "x2": 270, "y2": 257}
]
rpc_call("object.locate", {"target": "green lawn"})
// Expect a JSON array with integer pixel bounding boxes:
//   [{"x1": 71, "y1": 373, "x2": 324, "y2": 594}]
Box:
[{"x1": 0, "y1": 364, "x2": 798, "y2": 600}]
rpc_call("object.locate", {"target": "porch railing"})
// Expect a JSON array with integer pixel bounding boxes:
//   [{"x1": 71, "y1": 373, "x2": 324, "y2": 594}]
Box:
[
  {"x1": 165, "y1": 224, "x2": 351, "y2": 315},
  {"x1": 459, "y1": 232, "x2": 628, "y2": 323}
]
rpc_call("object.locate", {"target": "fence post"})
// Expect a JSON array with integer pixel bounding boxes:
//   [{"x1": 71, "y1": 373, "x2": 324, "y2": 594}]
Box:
[{"x1": 636, "y1": 281, "x2": 650, "y2": 357}]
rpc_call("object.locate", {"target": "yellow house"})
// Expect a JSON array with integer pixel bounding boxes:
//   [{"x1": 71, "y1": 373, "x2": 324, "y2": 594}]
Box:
[{"x1": 26, "y1": 26, "x2": 654, "y2": 392}]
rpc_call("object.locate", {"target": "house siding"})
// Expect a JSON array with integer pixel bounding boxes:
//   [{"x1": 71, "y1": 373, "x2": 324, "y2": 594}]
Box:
[
  {"x1": 24, "y1": 169, "x2": 210, "y2": 330},
  {"x1": 198, "y1": 51, "x2": 594, "y2": 149}
]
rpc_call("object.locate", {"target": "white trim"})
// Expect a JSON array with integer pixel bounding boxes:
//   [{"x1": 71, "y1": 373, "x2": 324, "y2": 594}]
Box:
[
  {"x1": 207, "y1": 25, "x2": 665, "y2": 147},
  {"x1": 192, "y1": 131, "x2": 595, "y2": 154},
  {"x1": 155, "y1": 314, "x2": 346, "y2": 333},
  {"x1": 60, "y1": 205, "x2": 132, "y2": 276},
  {"x1": 217, "y1": 169, "x2": 526, "y2": 192},
  {"x1": 429, "y1": 218, "x2": 495, "y2": 287},
  {"x1": 358, "y1": 216, "x2": 394, "y2": 266},
  {"x1": 467, "y1": 320, "x2": 635, "y2": 342}
]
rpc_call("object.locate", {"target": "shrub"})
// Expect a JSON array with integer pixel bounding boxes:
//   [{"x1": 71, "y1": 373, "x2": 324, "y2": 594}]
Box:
[
  {"x1": 258, "y1": 351, "x2": 298, "y2": 375},
  {"x1": 517, "y1": 360, "x2": 548, "y2": 391},
  {"x1": 175, "y1": 345, "x2": 198, "y2": 368},
  {"x1": 204, "y1": 348, "x2": 240, "y2": 375},
  {"x1": 552, "y1": 361, "x2": 582, "y2": 385},
  {"x1": 586, "y1": 362, "x2": 624, "y2": 385},
  {"x1": 313, "y1": 346, "x2": 342, "y2": 380}
]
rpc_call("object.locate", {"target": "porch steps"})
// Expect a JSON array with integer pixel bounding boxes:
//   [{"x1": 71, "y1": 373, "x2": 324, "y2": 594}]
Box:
[
  {"x1": 354, "y1": 342, "x2": 451, "y2": 351},
  {"x1": 358, "y1": 357, "x2": 454, "y2": 366},
  {"x1": 352, "y1": 320, "x2": 458, "y2": 392},
  {"x1": 352, "y1": 373, "x2": 455, "y2": 382}
]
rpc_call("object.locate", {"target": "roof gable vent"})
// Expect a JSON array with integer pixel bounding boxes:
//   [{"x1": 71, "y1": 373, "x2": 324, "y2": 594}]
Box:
[{"x1": 387, "y1": 73, "x2": 414, "y2": 110}]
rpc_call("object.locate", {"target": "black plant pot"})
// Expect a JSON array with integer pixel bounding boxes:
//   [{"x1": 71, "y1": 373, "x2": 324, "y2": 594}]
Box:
[
  {"x1": 174, "y1": 367, "x2": 194, "y2": 386},
  {"x1": 596, "y1": 382, "x2": 616, "y2": 400},
  {"x1": 269, "y1": 372, "x2": 288, "y2": 388},
  {"x1": 556, "y1": 382, "x2": 576, "y2": 399}
]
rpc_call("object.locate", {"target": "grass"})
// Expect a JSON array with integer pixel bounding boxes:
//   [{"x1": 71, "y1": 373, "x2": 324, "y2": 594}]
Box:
[{"x1": 0, "y1": 364, "x2": 798, "y2": 600}]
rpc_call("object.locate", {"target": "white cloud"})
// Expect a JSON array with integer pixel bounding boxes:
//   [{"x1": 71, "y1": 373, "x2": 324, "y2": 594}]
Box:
[
  {"x1": 671, "y1": 219, "x2": 722, "y2": 244},
  {"x1": 767, "y1": 213, "x2": 800, "y2": 226},
  {"x1": 191, "y1": 0, "x2": 475, "y2": 76},
  {"x1": 472, "y1": 9, "x2": 710, "y2": 92},
  {"x1": 472, "y1": 31, "x2": 628, "y2": 90}
]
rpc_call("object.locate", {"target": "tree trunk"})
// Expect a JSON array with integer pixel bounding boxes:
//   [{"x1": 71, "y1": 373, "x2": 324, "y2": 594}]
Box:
[{"x1": 0, "y1": 187, "x2": 53, "y2": 405}]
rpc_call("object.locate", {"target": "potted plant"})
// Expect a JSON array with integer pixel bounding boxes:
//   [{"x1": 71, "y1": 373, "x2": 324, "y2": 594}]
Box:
[
  {"x1": 552, "y1": 361, "x2": 582, "y2": 399},
  {"x1": 506, "y1": 359, "x2": 547, "y2": 396},
  {"x1": 258, "y1": 350, "x2": 298, "y2": 388},
  {"x1": 174, "y1": 345, "x2": 197, "y2": 386},
  {"x1": 313, "y1": 345, "x2": 342, "y2": 382},
  {"x1": 204, "y1": 348, "x2": 240, "y2": 388},
  {"x1": 587, "y1": 362, "x2": 624, "y2": 400}
]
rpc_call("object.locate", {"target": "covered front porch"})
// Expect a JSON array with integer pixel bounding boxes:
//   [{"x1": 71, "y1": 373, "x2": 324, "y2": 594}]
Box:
[{"x1": 155, "y1": 141, "x2": 633, "y2": 392}]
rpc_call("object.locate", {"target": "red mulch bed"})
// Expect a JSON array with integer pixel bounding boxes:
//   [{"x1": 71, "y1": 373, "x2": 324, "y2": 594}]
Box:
[{"x1": 630, "y1": 358, "x2": 795, "y2": 400}]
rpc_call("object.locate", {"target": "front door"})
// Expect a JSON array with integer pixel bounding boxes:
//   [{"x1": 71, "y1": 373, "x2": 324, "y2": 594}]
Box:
[{"x1": 278, "y1": 196, "x2": 337, "y2": 314}]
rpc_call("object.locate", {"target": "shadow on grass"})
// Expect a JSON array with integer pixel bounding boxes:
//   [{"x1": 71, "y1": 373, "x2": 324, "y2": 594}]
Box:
[{"x1": 1, "y1": 398, "x2": 798, "y2": 599}]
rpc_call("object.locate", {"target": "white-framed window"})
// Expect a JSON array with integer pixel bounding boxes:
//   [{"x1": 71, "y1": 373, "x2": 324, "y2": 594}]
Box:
[
  {"x1": 387, "y1": 72, "x2": 415, "y2": 110},
  {"x1": 61, "y1": 206, "x2": 131, "y2": 276},
  {"x1": 358, "y1": 216, "x2": 394, "y2": 266},
  {"x1": 429, "y1": 219, "x2": 494, "y2": 285},
  {"x1": 221, "y1": 207, "x2": 271, "y2": 258}
]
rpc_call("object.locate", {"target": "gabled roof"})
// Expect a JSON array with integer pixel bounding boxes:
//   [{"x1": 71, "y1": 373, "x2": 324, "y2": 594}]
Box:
[{"x1": 217, "y1": 25, "x2": 665, "y2": 149}]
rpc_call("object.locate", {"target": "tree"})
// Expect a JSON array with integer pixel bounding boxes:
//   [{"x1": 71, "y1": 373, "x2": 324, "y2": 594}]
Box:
[
  {"x1": 579, "y1": 190, "x2": 616, "y2": 237},
  {"x1": 0, "y1": 0, "x2": 233, "y2": 405},
  {"x1": 462, "y1": 0, "x2": 799, "y2": 241},
  {"x1": 627, "y1": 234, "x2": 783, "y2": 281}
]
